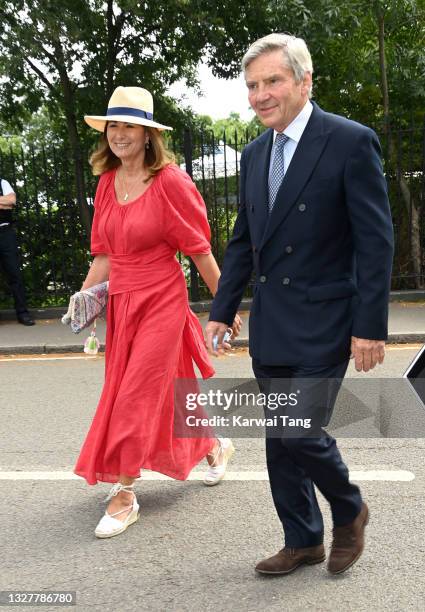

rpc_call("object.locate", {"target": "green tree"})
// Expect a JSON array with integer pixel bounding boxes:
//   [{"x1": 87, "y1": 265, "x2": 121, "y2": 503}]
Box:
[
  {"x1": 211, "y1": 112, "x2": 260, "y2": 144},
  {"x1": 0, "y1": 0, "x2": 274, "y2": 237},
  {"x1": 299, "y1": 0, "x2": 425, "y2": 287},
  {"x1": 255, "y1": 0, "x2": 425, "y2": 287}
]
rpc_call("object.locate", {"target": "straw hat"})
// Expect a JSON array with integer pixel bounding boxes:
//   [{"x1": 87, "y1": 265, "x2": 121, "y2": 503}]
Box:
[{"x1": 84, "y1": 86, "x2": 172, "y2": 132}]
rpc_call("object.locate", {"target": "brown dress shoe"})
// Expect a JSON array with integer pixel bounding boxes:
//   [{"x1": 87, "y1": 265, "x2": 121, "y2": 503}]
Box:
[
  {"x1": 255, "y1": 544, "x2": 326, "y2": 575},
  {"x1": 327, "y1": 502, "x2": 369, "y2": 575}
]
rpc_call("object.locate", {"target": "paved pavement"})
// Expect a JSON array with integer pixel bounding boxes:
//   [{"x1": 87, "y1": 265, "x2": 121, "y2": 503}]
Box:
[
  {"x1": 0, "y1": 301, "x2": 424, "y2": 354},
  {"x1": 1, "y1": 347, "x2": 425, "y2": 611}
]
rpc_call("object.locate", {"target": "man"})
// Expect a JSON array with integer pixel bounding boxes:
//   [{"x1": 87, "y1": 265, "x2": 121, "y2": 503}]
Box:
[
  {"x1": 0, "y1": 177, "x2": 34, "y2": 325},
  {"x1": 206, "y1": 34, "x2": 393, "y2": 575}
]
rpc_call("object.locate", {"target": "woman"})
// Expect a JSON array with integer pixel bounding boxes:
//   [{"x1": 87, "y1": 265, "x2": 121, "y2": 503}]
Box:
[{"x1": 74, "y1": 86, "x2": 241, "y2": 538}]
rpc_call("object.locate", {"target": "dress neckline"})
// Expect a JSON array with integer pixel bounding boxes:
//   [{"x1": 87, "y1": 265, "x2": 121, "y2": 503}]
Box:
[{"x1": 111, "y1": 167, "x2": 156, "y2": 207}]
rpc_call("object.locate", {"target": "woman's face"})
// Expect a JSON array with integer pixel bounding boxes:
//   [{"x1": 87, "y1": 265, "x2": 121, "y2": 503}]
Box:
[{"x1": 106, "y1": 121, "x2": 147, "y2": 163}]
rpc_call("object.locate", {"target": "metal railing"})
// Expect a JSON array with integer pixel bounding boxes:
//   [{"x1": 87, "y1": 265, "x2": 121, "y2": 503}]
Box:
[{"x1": 0, "y1": 122, "x2": 423, "y2": 309}]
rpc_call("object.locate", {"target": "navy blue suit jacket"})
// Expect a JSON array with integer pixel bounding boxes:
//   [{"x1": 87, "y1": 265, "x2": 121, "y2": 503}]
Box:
[{"x1": 209, "y1": 102, "x2": 394, "y2": 366}]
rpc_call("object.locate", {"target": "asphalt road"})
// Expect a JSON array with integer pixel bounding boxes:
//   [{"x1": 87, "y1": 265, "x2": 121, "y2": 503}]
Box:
[{"x1": 0, "y1": 346, "x2": 424, "y2": 611}]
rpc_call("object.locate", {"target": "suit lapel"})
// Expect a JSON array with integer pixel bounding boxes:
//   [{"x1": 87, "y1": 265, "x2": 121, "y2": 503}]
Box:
[
  {"x1": 251, "y1": 130, "x2": 273, "y2": 247},
  {"x1": 260, "y1": 103, "x2": 330, "y2": 250}
]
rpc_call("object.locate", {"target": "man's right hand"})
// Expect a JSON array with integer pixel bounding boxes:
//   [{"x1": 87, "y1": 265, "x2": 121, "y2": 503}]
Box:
[{"x1": 205, "y1": 320, "x2": 231, "y2": 356}]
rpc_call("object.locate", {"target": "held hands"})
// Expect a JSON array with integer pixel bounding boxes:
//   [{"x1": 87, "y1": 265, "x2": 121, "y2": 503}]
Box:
[
  {"x1": 206, "y1": 314, "x2": 242, "y2": 356},
  {"x1": 350, "y1": 336, "x2": 386, "y2": 372}
]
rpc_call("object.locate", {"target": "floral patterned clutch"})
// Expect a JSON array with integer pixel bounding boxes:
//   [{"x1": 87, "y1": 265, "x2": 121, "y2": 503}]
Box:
[{"x1": 61, "y1": 281, "x2": 108, "y2": 334}]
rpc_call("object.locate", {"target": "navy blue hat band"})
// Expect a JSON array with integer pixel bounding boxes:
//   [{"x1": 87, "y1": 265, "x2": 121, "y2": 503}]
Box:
[{"x1": 107, "y1": 107, "x2": 153, "y2": 121}]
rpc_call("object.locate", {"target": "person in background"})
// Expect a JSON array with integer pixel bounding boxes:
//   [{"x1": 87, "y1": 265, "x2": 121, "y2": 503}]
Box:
[{"x1": 0, "y1": 177, "x2": 34, "y2": 326}]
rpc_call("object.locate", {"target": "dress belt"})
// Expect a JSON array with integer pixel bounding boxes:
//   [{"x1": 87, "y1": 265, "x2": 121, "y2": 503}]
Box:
[{"x1": 108, "y1": 253, "x2": 181, "y2": 295}]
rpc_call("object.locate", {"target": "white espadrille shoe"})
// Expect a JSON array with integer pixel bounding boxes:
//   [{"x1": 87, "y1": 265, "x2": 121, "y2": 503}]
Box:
[
  {"x1": 95, "y1": 483, "x2": 139, "y2": 539},
  {"x1": 203, "y1": 438, "x2": 235, "y2": 486}
]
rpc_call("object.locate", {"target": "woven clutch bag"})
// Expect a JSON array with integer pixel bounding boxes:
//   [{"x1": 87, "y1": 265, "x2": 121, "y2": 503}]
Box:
[{"x1": 61, "y1": 281, "x2": 109, "y2": 334}]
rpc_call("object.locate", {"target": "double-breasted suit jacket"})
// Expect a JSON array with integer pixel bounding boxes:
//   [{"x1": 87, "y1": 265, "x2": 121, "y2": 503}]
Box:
[{"x1": 210, "y1": 102, "x2": 394, "y2": 366}]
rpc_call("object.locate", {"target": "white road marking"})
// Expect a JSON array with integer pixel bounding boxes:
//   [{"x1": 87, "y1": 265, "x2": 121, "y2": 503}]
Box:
[
  {"x1": 0, "y1": 344, "x2": 421, "y2": 362},
  {"x1": 0, "y1": 355, "x2": 99, "y2": 362},
  {"x1": 0, "y1": 469, "x2": 415, "y2": 482},
  {"x1": 387, "y1": 344, "x2": 424, "y2": 350}
]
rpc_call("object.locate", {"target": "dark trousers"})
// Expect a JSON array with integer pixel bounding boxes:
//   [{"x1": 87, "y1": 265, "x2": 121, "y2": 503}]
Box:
[
  {"x1": 252, "y1": 358, "x2": 363, "y2": 548},
  {"x1": 0, "y1": 225, "x2": 29, "y2": 315}
]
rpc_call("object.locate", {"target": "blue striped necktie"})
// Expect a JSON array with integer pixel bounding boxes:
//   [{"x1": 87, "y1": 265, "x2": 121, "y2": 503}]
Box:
[{"x1": 268, "y1": 133, "x2": 289, "y2": 212}]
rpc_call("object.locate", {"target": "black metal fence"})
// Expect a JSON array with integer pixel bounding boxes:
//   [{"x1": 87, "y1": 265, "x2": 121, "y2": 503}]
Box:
[{"x1": 0, "y1": 122, "x2": 424, "y2": 309}]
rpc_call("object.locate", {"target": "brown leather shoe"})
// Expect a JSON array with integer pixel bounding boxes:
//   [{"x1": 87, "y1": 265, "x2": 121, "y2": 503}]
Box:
[
  {"x1": 327, "y1": 502, "x2": 369, "y2": 575},
  {"x1": 255, "y1": 544, "x2": 326, "y2": 575}
]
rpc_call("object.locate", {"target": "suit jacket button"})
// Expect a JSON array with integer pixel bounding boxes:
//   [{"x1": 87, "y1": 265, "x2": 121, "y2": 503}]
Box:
[
  {"x1": 250, "y1": 205, "x2": 254, "y2": 212},
  {"x1": 298, "y1": 203, "x2": 306, "y2": 211},
  {"x1": 282, "y1": 277, "x2": 290, "y2": 285},
  {"x1": 285, "y1": 245, "x2": 293, "y2": 254},
  {"x1": 259, "y1": 275, "x2": 267, "y2": 283},
  {"x1": 253, "y1": 245, "x2": 258, "y2": 253}
]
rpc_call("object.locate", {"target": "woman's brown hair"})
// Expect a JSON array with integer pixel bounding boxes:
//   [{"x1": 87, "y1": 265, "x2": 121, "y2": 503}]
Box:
[{"x1": 89, "y1": 125, "x2": 175, "y2": 179}]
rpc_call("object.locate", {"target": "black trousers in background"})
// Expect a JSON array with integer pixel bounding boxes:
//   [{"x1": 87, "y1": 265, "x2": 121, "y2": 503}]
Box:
[
  {"x1": 252, "y1": 357, "x2": 363, "y2": 548},
  {"x1": 0, "y1": 225, "x2": 29, "y2": 315}
]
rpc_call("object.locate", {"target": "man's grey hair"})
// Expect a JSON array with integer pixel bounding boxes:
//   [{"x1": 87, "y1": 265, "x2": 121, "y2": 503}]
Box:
[{"x1": 242, "y1": 33, "x2": 313, "y2": 98}]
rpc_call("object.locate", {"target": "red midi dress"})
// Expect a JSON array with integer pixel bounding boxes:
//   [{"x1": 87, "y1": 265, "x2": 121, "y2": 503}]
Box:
[{"x1": 74, "y1": 163, "x2": 215, "y2": 485}]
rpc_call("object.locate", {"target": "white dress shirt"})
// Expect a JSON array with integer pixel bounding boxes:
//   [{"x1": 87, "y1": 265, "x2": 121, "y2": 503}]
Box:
[
  {"x1": 268, "y1": 100, "x2": 313, "y2": 180},
  {"x1": 0, "y1": 179, "x2": 14, "y2": 227}
]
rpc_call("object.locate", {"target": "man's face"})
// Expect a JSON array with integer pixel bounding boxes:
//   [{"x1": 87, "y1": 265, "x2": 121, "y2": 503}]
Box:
[{"x1": 245, "y1": 49, "x2": 311, "y2": 132}]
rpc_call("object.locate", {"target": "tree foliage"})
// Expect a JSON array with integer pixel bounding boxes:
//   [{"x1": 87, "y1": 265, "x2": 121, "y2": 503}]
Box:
[
  {"x1": 0, "y1": 0, "x2": 273, "y2": 235},
  {"x1": 271, "y1": 0, "x2": 425, "y2": 127},
  {"x1": 0, "y1": 0, "x2": 424, "y2": 300}
]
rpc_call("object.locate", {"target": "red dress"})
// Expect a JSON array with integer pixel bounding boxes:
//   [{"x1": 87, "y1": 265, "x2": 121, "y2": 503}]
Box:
[{"x1": 74, "y1": 164, "x2": 215, "y2": 485}]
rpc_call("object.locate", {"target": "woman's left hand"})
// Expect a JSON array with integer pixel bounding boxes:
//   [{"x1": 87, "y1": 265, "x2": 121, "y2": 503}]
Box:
[{"x1": 232, "y1": 313, "x2": 243, "y2": 338}]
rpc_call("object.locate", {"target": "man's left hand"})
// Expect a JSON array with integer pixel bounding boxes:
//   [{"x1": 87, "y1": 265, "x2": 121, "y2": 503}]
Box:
[
  {"x1": 232, "y1": 313, "x2": 243, "y2": 338},
  {"x1": 350, "y1": 336, "x2": 386, "y2": 372},
  {"x1": 205, "y1": 320, "x2": 231, "y2": 356}
]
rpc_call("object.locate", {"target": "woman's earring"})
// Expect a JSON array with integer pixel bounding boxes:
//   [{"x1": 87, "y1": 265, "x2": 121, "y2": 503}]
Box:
[{"x1": 145, "y1": 140, "x2": 150, "y2": 150}]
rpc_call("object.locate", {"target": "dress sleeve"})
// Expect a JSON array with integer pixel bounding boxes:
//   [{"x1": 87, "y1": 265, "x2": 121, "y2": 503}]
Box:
[
  {"x1": 161, "y1": 165, "x2": 211, "y2": 256},
  {"x1": 90, "y1": 174, "x2": 108, "y2": 256}
]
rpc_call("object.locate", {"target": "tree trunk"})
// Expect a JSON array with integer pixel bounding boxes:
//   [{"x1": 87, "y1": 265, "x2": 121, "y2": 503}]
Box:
[
  {"x1": 376, "y1": 7, "x2": 423, "y2": 288},
  {"x1": 64, "y1": 110, "x2": 92, "y2": 241},
  {"x1": 106, "y1": 0, "x2": 116, "y2": 100},
  {"x1": 53, "y1": 40, "x2": 92, "y2": 242},
  {"x1": 105, "y1": 1, "x2": 127, "y2": 100}
]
